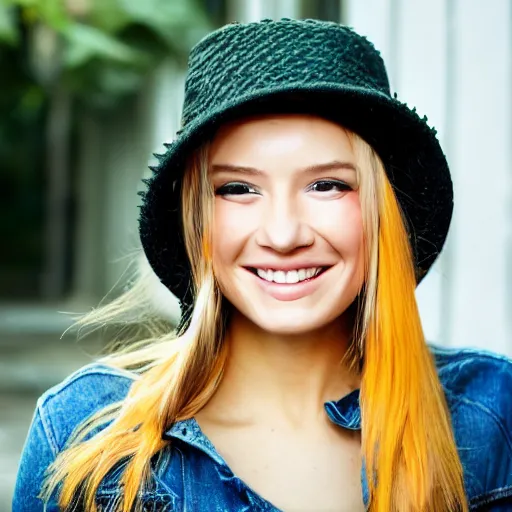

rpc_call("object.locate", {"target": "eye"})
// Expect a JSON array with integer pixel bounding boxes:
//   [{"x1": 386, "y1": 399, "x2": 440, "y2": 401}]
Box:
[
  {"x1": 308, "y1": 179, "x2": 352, "y2": 193},
  {"x1": 215, "y1": 182, "x2": 259, "y2": 196}
]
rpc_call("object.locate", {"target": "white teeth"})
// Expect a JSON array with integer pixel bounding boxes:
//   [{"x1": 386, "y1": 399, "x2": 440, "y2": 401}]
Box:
[
  {"x1": 273, "y1": 270, "x2": 286, "y2": 284},
  {"x1": 256, "y1": 269, "x2": 267, "y2": 280},
  {"x1": 286, "y1": 270, "x2": 299, "y2": 284},
  {"x1": 254, "y1": 267, "x2": 324, "y2": 283}
]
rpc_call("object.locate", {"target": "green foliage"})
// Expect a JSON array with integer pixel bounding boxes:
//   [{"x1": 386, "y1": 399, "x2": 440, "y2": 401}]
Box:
[
  {"x1": 64, "y1": 22, "x2": 145, "y2": 68},
  {"x1": 0, "y1": 3, "x2": 18, "y2": 44},
  {"x1": 0, "y1": 0, "x2": 212, "y2": 106}
]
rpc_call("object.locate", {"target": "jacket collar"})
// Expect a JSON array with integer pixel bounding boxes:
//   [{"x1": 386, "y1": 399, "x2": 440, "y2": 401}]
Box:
[
  {"x1": 163, "y1": 388, "x2": 362, "y2": 444},
  {"x1": 163, "y1": 388, "x2": 367, "y2": 507}
]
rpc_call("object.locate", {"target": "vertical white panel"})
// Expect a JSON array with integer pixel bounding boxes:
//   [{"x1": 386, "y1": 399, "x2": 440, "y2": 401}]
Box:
[
  {"x1": 448, "y1": 0, "x2": 512, "y2": 355},
  {"x1": 392, "y1": 0, "x2": 449, "y2": 344},
  {"x1": 346, "y1": 0, "x2": 451, "y2": 344},
  {"x1": 151, "y1": 59, "x2": 186, "y2": 152},
  {"x1": 344, "y1": 0, "x2": 397, "y2": 86},
  {"x1": 393, "y1": 0, "x2": 448, "y2": 141},
  {"x1": 246, "y1": 0, "x2": 266, "y2": 22},
  {"x1": 274, "y1": 0, "x2": 300, "y2": 19},
  {"x1": 230, "y1": 0, "x2": 300, "y2": 22}
]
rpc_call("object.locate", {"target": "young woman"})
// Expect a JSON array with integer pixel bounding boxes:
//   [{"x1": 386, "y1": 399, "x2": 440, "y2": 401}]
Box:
[{"x1": 14, "y1": 18, "x2": 512, "y2": 512}]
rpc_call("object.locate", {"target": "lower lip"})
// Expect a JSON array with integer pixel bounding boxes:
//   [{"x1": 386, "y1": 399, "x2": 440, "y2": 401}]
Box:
[{"x1": 248, "y1": 269, "x2": 329, "y2": 301}]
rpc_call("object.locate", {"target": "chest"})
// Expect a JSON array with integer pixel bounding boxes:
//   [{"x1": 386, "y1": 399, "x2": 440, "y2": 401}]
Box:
[
  {"x1": 93, "y1": 417, "x2": 512, "y2": 512},
  {"x1": 201, "y1": 421, "x2": 365, "y2": 512}
]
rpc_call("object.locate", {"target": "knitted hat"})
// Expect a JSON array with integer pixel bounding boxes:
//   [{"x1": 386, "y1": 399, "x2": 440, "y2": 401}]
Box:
[{"x1": 138, "y1": 18, "x2": 453, "y2": 315}]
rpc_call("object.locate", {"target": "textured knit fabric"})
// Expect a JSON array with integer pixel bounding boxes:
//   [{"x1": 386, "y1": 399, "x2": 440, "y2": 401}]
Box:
[
  {"x1": 13, "y1": 346, "x2": 512, "y2": 511},
  {"x1": 138, "y1": 18, "x2": 453, "y2": 318}
]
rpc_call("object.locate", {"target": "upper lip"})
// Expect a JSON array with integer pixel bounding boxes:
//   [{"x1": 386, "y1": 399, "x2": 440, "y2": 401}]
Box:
[{"x1": 243, "y1": 263, "x2": 334, "y2": 271}]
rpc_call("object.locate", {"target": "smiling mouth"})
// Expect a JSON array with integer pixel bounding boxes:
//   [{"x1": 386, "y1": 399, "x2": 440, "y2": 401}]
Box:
[{"x1": 246, "y1": 266, "x2": 330, "y2": 284}]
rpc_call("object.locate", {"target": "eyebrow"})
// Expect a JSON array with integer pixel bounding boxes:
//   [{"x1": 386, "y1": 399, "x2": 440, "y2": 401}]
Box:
[{"x1": 210, "y1": 160, "x2": 357, "y2": 176}]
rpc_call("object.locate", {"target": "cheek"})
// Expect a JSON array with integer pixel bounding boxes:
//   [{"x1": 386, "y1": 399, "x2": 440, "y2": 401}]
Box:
[
  {"x1": 211, "y1": 200, "x2": 257, "y2": 269},
  {"x1": 312, "y1": 192, "x2": 364, "y2": 256}
]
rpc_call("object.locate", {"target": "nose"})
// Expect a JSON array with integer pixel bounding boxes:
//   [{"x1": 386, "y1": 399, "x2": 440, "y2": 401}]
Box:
[{"x1": 255, "y1": 194, "x2": 314, "y2": 253}]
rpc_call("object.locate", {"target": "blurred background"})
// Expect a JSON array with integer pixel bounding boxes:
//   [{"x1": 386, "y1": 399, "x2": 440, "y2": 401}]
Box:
[{"x1": 0, "y1": 0, "x2": 510, "y2": 509}]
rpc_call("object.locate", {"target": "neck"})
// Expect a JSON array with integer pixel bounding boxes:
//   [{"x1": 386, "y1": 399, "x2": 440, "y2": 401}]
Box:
[{"x1": 200, "y1": 310, "x2": 361, "y2": 428}]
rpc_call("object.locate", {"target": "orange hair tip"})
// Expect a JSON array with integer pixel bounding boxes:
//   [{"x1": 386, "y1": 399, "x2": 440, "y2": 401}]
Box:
[{"x1": 202, "y1": 237, "x2": 211, "y2": 260}]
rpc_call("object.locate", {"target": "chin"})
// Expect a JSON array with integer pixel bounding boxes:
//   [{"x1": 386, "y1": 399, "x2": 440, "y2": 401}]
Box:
[
  {"x1": 257, "y1": 321, "x2": 326, "y2": 336},
  {"x1": 244, "y1": 305, "x2": 343, "y2": 335},
  {"x1": 222, "y1": 277, "x2": 362, "y2": 335}
]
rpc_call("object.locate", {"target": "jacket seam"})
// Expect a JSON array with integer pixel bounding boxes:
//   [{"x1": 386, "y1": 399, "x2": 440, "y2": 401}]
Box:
[
  {"x1": 37, "y1": 365, "x2": 136, "y2": 452},
  {"x1": 457, "y1": 395, "x2": 512, "y2": 453},
  {"x1": 429, "y1": 344, "x2": 512, "y2": 365},
  {"x1": 36, "y1": 399, "x2": 59, "y2": 457},
  {"x1": 470, "y1": 484, "x2": 512, "y2": 507},
  {"x1": 176, "y1": 445, "x2": 186, "y2": 512},
  {"x1": 38, "y1": 365, "x2": 136, "y2": 410}
]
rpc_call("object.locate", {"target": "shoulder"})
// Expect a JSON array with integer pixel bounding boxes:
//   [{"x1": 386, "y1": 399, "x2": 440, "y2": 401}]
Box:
[
  {"x1": 430, "y1": 343, "x2": 512, "y2": 422},
  {"x1": 37, "y1": 362, "x2": 136, "y2": 453},
  {"x1": 13, "y1": 363, "x2": 137, "y2": 511},
  {"x1": 429, "y1": 344, "x2": 512, "y2": 506}
]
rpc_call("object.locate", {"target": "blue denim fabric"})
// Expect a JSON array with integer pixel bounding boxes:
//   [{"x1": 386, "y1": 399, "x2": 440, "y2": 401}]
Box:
[{"x1": 13, "y1": 345, "x2": 512, "y2": 511}]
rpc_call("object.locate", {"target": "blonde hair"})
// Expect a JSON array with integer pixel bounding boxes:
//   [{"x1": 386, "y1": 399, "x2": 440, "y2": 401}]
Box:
[{"x1": 42, "y1": 130, "x2": 467, "y2": 511}]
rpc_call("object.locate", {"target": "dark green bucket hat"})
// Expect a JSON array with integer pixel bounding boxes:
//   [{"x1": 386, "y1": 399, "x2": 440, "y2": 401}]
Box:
[{"x1": 138, "y1": 18, "x2": 453, "y2": 316}]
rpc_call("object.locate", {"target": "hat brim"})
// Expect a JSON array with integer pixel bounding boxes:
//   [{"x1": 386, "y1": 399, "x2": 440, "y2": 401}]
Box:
[{"x1": 139, "y1": 83, "x2": 453, "y2": 308}]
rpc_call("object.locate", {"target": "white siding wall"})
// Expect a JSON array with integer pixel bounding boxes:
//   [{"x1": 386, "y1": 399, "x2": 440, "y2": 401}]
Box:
[
  {"x1": 227, "y1": 0, "x2": 300, "y2": 21},
  {"x1": 346, "y1": 0, "x2": 512, "y2": 356}
]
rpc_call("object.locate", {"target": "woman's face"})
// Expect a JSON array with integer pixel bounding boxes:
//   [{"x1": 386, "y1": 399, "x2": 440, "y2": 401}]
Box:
[{"x1": 209, "y1": 114, "x2": 365, "y2": 334}]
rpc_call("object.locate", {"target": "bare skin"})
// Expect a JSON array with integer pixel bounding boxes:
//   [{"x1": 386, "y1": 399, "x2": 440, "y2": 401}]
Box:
[
  {"x1": 196, "y1": 314, "x2": 363, "y2": 511},
  {"x1": 196, "y1": 114, "x2": 366, "y2": 511}
]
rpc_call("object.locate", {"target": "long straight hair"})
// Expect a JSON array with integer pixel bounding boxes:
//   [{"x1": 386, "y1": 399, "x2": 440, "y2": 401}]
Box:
[
  {"x1": 42, "y1": 132, "x2": 467, "y2": 511},
  {"x1": 353, "y1": 139, "x2": 467, "y2": 511}
]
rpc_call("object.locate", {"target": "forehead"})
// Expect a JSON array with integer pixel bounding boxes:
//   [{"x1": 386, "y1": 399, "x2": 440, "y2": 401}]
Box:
[{"x1": 209, "y1": 114, "x2": 355, "y2": 165}]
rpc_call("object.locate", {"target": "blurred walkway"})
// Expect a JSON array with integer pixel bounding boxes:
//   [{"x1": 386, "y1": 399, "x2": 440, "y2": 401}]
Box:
[{"x1": 1, "y1": 320, "x2": 101, "y2": 511}]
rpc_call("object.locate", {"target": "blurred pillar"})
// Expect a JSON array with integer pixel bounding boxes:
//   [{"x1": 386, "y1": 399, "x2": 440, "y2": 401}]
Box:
[
  {"x1": 141, "y1": 58, "x2": 188, "y2": 323},
  {"x1": 101, "y1": 86, "x2": 156, "y2": 295},
  {"x1": 71, "y1": 112, "x2": 107, "y2": 302},
  {"x1": 227, "y1": 0, "x2": 300, "y2": 22},
  {"x1": 41, "y1": 82, "x2": 72, "y2": 299},
  {"x1": 71, "y1": 83, "x2": 156, "y2": 303}
]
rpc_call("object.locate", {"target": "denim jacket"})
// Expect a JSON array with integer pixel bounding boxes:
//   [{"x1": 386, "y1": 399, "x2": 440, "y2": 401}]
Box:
[{"x1": 13, "y1": 345, "x2": 512, "y2": 511}]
